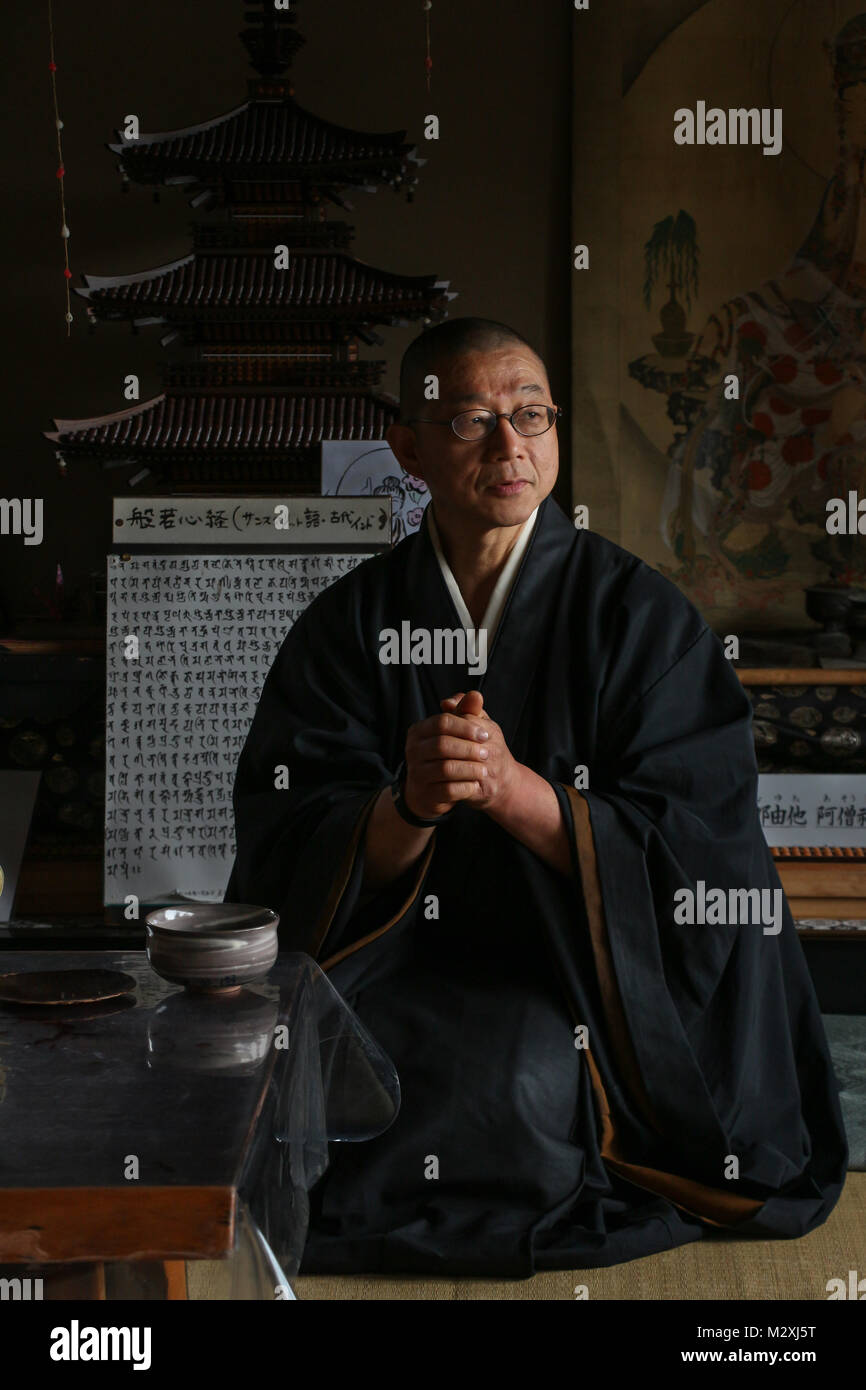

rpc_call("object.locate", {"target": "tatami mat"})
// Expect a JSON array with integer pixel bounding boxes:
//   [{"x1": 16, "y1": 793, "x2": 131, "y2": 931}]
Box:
[{"x1": 186, "y1": 1171, "x2": 866, "y2": 1300}]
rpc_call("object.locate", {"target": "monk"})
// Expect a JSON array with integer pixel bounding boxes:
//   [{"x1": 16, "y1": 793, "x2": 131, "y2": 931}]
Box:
[{"x1": 226, "y1": 317, "x2": 847, "y2": 1276}]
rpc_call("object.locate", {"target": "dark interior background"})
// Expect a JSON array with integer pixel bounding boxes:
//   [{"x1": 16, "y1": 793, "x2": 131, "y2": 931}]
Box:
[{"x1": 0, "y1": 0, "x2": 572, "y2": 625}]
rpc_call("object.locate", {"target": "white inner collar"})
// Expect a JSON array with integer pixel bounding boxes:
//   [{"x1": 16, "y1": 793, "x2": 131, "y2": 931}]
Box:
[{"x1": 425, "y1": 503, "x2": 539, "y2": 644}]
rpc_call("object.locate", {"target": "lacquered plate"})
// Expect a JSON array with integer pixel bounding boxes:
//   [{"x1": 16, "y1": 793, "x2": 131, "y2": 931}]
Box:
[{"x1": 0, "y1": 968, "x2": 137, "y2": 1005}]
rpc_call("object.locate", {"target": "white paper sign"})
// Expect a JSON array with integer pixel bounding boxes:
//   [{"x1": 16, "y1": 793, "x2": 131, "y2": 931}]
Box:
[
  {"x1": 104, "y1": 552, "x2": 371, "y2": 906},
  {"x1": 112, "y1": 495, "x2": 390, "y2": 546},
  {"x1": 757, "y1": 774, "x2": 866, "y2": 847},
  {"x1": 320, "y1": 440, "x2": 429, "y2": 544}
]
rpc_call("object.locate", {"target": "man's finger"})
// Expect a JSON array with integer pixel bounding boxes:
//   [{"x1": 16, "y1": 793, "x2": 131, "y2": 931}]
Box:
[
  {"x1": 455, "y1": 690, "x2": 484, "y2": 718},
  {"x1": 409, "y1": 712, "x2": 490, "y2": 742},
  {"x1": 413, "y1": 734, "x2": 490, "y2": 764}
]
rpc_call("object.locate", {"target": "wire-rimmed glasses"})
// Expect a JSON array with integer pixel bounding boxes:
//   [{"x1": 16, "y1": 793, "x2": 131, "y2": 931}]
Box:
[{"x1": 407, "y1": 405, "x2": 562, "y2": 441}]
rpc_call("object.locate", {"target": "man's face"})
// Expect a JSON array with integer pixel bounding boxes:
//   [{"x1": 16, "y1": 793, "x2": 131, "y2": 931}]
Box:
[{"x1": 386, "y1": 346, "x2": 559, "y2": 532}]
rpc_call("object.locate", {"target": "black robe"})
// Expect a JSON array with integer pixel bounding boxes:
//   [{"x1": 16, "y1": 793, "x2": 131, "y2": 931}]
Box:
[{"x1": 225, "y1": 495, "x2": 848, "y2": 1277}]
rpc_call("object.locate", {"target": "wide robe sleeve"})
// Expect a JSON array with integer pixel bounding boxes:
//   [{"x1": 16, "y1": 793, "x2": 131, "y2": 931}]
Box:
[
  {"x1": 224, "y1": 568, "x2": 434, "y2": 961},
  {"x1": 541, "y1": 566, "x2": 848, "y2": 1238}
]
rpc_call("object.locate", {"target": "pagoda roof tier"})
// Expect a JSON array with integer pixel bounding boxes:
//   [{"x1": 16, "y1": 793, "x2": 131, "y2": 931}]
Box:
[
  {"x1": 172, "y1": 321, "x2": 389, "y2": 348},
  {"x1": 197, "y1": 180, "x2": 317, "y2": 208},
  {"x1": 77, "y1": 251, "x2": 452, "y2": 327},
  {"x1": 46, "y1": 390, "x2": 399, "y2": 459},
  {"x1": 163, "y1": 359, "x2": 386, "y2": 389},
  {"x1": 108, "y1": 458, "x2": 323, "y2": 489},
  {"x1": 109, "y1": 97, "x2": 422, "y2": 192},
  {"x1": 218, "y1": 184, "x2": 360, "y2": 211},
  {"x1": 195, "y1": 322, "x2": 353, "y2": 343},
  {"x1": 192, "y1": 218, "x2": 354, "y2": 251}
]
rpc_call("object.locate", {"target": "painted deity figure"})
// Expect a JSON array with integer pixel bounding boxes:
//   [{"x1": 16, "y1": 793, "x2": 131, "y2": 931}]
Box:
[{"x1": 662, "y1": 15, "x2": 866, "y2": 613}]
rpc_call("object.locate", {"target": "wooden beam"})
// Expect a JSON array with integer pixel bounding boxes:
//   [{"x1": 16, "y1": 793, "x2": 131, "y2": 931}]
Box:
[
  {"x1": 0, "y1": 1186, "x2": 234, "y2": 1264},
  {"x1": 777, "y1": 862, "x2": 866, "y2": 899},
  {"x1": 162, "y1": 1260, "x2": 188, "y2": 1300},
  {"x1": 736, "y1": 668, "x2": 866, "y2": 684}
]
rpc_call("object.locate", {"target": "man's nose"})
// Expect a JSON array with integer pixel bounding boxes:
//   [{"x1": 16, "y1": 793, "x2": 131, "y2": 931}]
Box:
[{"x1": 485, "y1": 415, "x2": 526, "y2": 453}]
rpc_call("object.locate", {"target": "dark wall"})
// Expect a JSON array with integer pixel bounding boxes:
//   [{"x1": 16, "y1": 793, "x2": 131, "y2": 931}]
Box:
[{"x1": 0, "y1": 0, "x2": 572, "y2": 625}]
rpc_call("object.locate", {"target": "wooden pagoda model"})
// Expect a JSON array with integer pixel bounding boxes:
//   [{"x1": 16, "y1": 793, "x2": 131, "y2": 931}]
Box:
[{"x1": 46, "y1": 2, "x2": 453, "y2": 489}]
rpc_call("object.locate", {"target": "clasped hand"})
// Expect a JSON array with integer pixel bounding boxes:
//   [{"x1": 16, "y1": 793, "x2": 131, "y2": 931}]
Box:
[{"x1": 402, "y1": 689, "x2": 520, "y2": 821}]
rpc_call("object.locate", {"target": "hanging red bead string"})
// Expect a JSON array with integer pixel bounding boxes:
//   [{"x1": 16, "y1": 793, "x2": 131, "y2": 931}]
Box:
[
  {"x1": 48, "y1": 0, "x2": 73, "y2": 336},
  {"x1": 423, "y1": 0, "x2": 433, "y2": 92}
]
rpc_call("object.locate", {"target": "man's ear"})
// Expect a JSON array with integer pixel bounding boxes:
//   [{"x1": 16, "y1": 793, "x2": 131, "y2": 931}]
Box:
[{"x1": 386, "y1": 421, "x2": 427, "y2": 482}]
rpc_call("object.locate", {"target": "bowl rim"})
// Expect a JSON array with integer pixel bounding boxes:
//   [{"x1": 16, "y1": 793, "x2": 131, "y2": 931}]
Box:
[{"x1": 144, "y1": 905, "x2": 278, "y2": 936}]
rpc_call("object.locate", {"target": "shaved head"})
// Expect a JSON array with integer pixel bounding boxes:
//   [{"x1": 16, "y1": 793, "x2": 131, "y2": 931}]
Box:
[
  {"x1": 386, "y1": 320, "x2": 558, "y2": 540},
  {"x1": 399, "y1": 317, "x2": 546, "y2": 422}
]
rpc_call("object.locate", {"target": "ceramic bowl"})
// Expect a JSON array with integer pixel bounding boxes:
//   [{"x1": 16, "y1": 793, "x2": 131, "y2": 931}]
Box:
[{"x1": 145, "y1": 903, "x2": 279, "y2": 994}]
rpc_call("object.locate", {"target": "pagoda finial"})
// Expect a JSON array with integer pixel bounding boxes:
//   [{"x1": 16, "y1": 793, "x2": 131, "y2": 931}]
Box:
[{"x1": 239, "y1": 1, "x2": 305, "y2": 76}]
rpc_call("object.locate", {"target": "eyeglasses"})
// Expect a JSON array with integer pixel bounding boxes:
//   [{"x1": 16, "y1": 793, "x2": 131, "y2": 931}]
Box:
[{"x1": 406, "y1": 404, "x2": 562, "y2": 441}]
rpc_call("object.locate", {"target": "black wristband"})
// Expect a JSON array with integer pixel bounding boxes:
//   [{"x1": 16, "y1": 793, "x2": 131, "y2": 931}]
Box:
[{"x1": 390, "y1": 760, "x2": 451, "y2": 828}]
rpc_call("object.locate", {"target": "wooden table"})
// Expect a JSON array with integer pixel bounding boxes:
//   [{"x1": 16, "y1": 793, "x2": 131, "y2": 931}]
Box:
[{"x1": 0, "y1": 949, "x2": 398, "y2": 1299}]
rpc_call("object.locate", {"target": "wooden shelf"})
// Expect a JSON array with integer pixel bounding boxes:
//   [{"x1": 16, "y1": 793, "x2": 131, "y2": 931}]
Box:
[
  {"x1": 736, "y1": 668, "x2": 866, "y2": 684},
  {"x1": 776, "y1": 861, "x2": 866, "y2": 919}
]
